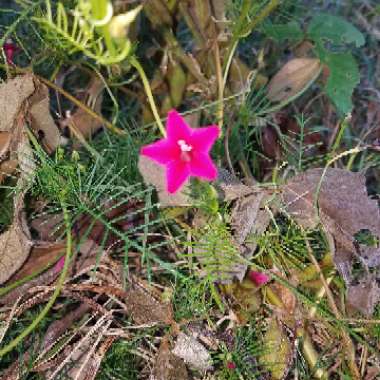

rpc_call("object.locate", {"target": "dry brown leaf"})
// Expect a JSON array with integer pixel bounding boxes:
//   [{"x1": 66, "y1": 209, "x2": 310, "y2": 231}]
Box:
[
  {"x1": 7, "y1": 242, "x2": 65, "y2": 282},
  {"x1": 281, "y1": 168, "x2": 380, "y2": 314},
  {"x1": 138, "y1": 155, "x2": 191, "y2": 207},
  {"x1": 60, "y1": 76, "x2": 105, "y2": 140},
  {"x1": 231, "y1": 190, "x2": 269, "y2": 245},
  {"x1": 172, "y1": 332, "x2": 212, "y2": 373},
  {"x1": 267, "y1": 58, "x2": 322, "y2": 102},
  {"x1": 216, "y1": 168, "x2": 254, "y2": 201},
  {"x1": 269, "y1": 273, "x2": 298, "y2": 327},
  {"x1": 150, "y1": 337, "x2": 188, "y2": 380},
  {"x1": 346, "y1": 275, "x2": 380, "y2": 316},
  {"x1": 0, "y1": 159, "x2": 18, "y2": 183},
  {"x1": 28, "y1": 80, "x2": 61, "y2": 154},
  {"x1": 125, "y1": 280, "x2": 174, "y2": 325},
  {"x1": 0, "y1": 132, "x2": 12, "y2": 159},
  {"x1": 229, "y1": 189, "x2": 271, "y2": 282},
  {"x1": 0, "y1": 74, "x2": 35, "y2": 133},
  {"x1": 0, "y1": 223, "x2": 32, "y2": 284}
]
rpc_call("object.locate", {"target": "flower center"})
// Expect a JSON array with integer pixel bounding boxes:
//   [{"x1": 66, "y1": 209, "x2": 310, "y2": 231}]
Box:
[
  {"x1": 178, "y1": 139, "x2": 192, "y2": 152},
  {"x1": 178, "y1": 139, "x2": 193, "y2": 162}
]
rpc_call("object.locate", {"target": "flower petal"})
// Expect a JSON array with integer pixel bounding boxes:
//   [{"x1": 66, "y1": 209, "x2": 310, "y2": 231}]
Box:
[
  {"x1": 140, "y1": 139, "x2": 179, "y2": 165},
  {"x1": 166, "y1": 109, "x2": 192, "y2": 141},
  {"x1": 190, "y1": 125, "x2": 220, "y2": 153},
  {"x1": 189, "y1": 151, "x2": 217, "y2": 180},
  {"x1": 166, "y1": 160, "x2": 190, "y2": 193}
]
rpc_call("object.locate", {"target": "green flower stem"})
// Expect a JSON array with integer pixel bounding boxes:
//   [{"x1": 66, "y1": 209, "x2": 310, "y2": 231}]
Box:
[
  {"x1": 0, "y1": 205, "x2": 72, "y2": 358},
  {"x1": 130, "y1": 57, "x2": 166, "y2": 136}
]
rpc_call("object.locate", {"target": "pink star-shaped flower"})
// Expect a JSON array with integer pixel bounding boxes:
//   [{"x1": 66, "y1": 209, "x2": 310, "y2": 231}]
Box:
[{"x1": 141, "y1": 110, "x2": 220, "y2": 193}]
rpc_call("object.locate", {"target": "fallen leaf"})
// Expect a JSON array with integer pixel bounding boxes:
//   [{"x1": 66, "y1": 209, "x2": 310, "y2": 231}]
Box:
[
  {"x1": 0, "y1": 222, "x2": 32, "y2": 284},
  {"x1": 28, "y1": 80, "x2": 61, "y2": 154},
  {"x1": 44, "y1": 316, "x2": 114, "y2": 380},
  {"x1": 230, "y1": 190, "x2": 272, "y2": 281},
  {"x1": 138, "y1": 155, "x2": 191, "y2": 207},
  {"x1": 281, "y1": 168, "x2": 380, "y2": 314},
  {"x1": 347, "y1": 275, "x2": 380, "y2": 316},
  {"x1": 0, "y1": 159, "x2": 18, "y2": 183},
  {"x1": 59, "y1": 75, "x2": 105, "y2": 140},
  {"x1": 231, "y1": 190, "x2": 269, "y2": 245},
  {"x1": 172, "y1": 332, "x2": 212, "y2": 373},
  {"x1": 0, "y1": 74, "x2": 35, "y2": 133},
  {"x1": 150, "y1": 337, "x2": 188, "y2": 380},
  {"x1": 269, "y1": 273, "x2": 298, "y2": 327},
  {"x1": 125, "y1": 279, "x2": 174, "y2": 325},
  {"x1": 0, "y1": 132, "x2": 12, "y2": 159},
  {"x1": 267, "y1": 58, "x2": 322, "y2": 102},
  {"x1": 6, "y1": 241, "x2": 65, "y2": 282},
  {"x1": 216, "y1": 168, "x2": 254, "y2": 201}
]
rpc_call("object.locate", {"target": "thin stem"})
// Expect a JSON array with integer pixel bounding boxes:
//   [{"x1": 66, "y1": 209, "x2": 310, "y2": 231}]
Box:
[
  {"x1": 0, "y1": 205, "x2": 72, "y2": 358},
  {"x1": 222, "y1": 40, "x2": 238, "y2": 89},
  {"x1": 130, "y1": 57, "x2": 166, "y2": 136},
  {"x1": 214, "y1": 41, "x2": 224, "y2": 128}
]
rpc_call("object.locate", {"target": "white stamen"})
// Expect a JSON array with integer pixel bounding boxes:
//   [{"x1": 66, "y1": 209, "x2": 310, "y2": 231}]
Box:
[{"x1": 178, "y1": 139, "x2": 192, "y2": 152}]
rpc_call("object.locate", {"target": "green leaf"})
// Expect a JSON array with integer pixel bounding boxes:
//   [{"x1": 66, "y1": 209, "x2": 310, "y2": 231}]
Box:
[
  {"x1": 322, "y1": 51, "x2": 360, "y2": 116},
  {"x1": 263, "y1": 21, "x2": 303, "y2": 42},
  {"x1": 308, "y1": 13, "x2": 365, "y2": 48}
]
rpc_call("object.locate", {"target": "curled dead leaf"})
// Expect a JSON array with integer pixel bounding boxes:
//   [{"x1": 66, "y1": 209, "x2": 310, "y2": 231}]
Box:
[{"x1": 267, "y1": 58, "x2": 322, "y2": 102}]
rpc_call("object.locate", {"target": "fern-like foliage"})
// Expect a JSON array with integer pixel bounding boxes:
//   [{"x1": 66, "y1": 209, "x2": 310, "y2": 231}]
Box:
[
  {"x1": 184, "y1": 219, "x2": 246, "y2": 283},
  {"x1": 35, "y1": 0, "x2": 132, "y2": 65}
]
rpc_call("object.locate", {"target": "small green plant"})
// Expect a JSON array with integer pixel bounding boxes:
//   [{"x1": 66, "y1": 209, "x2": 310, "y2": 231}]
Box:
[
  {"x1": 264, "y1": 13, "x2": 365, "y2": 115},
  {"x1": 173, "y1": 274, "x2": 215, "y2": 321}
]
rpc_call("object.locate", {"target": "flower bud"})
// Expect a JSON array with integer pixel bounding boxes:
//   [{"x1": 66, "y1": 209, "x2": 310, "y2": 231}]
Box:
[
  {"x1": 248, "y1": 270, "x2": 270, "y2": 286},
  {"x1": 108, "y1": 5, "x2": 143, "y2": 39}
]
